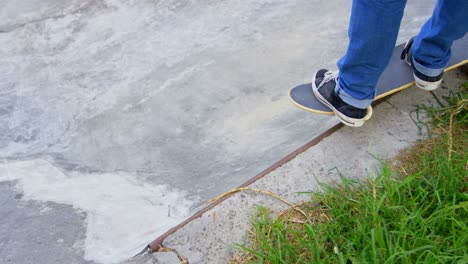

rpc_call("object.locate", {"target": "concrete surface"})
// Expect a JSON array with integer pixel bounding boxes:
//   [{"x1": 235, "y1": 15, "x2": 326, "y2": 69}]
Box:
[
  {"x1": 0, "y1": 0, "x2": 441, "y2": 263},
  {"x1": 0, "y1": 181, "x2": 95, "y2": 264},
  {"x1": 154, "y1": 69, "x2": 467, "y2": 264},
  {"x1": 122, "y1": 251, "x2": 180, "y2": 264}
]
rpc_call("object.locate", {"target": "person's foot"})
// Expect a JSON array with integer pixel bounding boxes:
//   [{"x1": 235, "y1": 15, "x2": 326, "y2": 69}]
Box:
[
  {"x1": 401, "y1": 37, "x2": 443, "y2": 91},
  {"x1": 312, "y1": 69, "x2": 372, "y2": 127}
]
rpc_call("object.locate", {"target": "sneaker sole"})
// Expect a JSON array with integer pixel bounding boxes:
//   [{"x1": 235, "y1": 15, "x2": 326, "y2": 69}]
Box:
[
  {"x1": 311, "y1": 73, "x2": 373, "y2": 127},
  {"x1": 414, "y1": 73, "x2": 442, "y2": 91}
]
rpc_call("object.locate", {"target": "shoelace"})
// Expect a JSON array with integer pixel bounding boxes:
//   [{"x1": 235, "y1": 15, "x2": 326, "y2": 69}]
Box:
[{"x1": 319, "y1": 70, "x2": 339, "y2": 87}]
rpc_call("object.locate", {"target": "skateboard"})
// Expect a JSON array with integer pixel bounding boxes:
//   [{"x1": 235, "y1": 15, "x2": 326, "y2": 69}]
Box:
[{"x1": 289, "y1": 35, "x2": 468, "y2": 116}]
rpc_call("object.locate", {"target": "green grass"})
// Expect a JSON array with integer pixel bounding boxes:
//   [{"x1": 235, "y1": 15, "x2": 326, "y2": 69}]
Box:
[{"x1": 233, "y1": 86, "x2": 468, "y2": 264}]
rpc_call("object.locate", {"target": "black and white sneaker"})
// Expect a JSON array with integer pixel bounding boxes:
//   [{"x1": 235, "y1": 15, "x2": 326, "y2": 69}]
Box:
[
  {"x1": 312, "y1": 69, "x2": 372, "y2": 127},
  {"x1": 401, "y1": 37, "x2": 443, "y2": 91}
]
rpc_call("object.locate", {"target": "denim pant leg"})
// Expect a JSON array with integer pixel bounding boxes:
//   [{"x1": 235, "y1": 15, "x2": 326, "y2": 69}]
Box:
[
  {"x1": 336, "y1": 0, "x2": 407, "y2": 109},
  {"x1": 412, "y1": 0, "x2": 468, "y2": 77}
]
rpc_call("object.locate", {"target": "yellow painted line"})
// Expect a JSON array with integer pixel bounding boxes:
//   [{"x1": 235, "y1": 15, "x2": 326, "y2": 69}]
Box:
[
  {"x1": 445, "y1": 59, "x2": 468, "y2": 71},
  {"x1": 375, "y1": 82, "x2": 415, "y2": 100},
  {"x1": 375, "y1": 59, "x2": 467, "y2": 100}
]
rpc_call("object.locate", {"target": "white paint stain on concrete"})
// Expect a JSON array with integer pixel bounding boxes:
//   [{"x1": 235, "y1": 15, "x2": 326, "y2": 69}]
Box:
[{"x1": 0, "y1": 158, "x2": 194, "y2": 263}]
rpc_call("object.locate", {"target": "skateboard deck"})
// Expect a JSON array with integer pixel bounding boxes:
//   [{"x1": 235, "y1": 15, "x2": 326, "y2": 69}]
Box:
[{"x1": 289, "y1": 35, "x2": 468, "y2": 115}]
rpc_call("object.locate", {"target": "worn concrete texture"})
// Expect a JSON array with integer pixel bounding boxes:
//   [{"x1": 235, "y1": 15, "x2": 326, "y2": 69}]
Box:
[
  {"x1": 0, "y1": 0, "x2": 442, "y2": 263},
  {"x1": 0, "y1": 181, "x2": 96, "y2": 264},
  {"x1": 156, "y1": 69, "x2": 467, "y2": 264}
]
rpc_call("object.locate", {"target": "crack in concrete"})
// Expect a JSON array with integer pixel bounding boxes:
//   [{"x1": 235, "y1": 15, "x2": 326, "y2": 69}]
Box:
[
  {"x1": 0, "y1": 1, "x2": 107, "y2": 34},
  {"x1": 155, "y1": 247, "x2": 188, "y2": 264},
  {"x1": 1, "y1": 14, "x2": 68, "y2": 33},
  {"x1": 384, "y1": 99, "x2": 402, "y2": 111}
]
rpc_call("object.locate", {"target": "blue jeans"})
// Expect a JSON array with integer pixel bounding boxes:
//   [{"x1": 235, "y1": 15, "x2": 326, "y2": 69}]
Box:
[{"x1": 336, "y1": 0, "x2": 468, "y2": 109}]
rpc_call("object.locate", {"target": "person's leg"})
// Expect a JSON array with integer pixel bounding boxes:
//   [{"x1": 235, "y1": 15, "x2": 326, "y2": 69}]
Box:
[
  {"x1": 337, "y1": 0, "x2": 407, "y2": 109},
  {"x1": 312, "y1": 0, "x2": 408, "y2": 127},
  {"x1": 412, "y1": 0, "x2": 468, "y2": 80}
]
